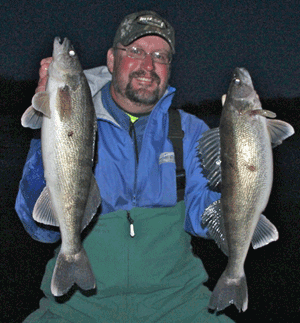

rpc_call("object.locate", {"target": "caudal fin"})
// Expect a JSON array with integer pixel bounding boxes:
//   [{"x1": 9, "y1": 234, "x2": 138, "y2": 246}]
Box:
[
  {"x1": 208, "y1": 271, "x2": 248, "y2": 312},
  {"x1": 51, "y1": 248, "x2": 96, "y2": 296}
]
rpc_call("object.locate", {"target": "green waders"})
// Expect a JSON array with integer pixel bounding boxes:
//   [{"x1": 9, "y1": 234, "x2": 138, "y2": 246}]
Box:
[{"x1": 24, "y1": 201, "x2": 233, "y2": 322}]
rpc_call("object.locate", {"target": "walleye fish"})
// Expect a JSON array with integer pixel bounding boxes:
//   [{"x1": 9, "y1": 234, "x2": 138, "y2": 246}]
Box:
[
  {"x1": 198, "y1": 67, "x2": 294, "y2": 312},
  {"x1": 21, "y1": 37, "x2": 101, "y2": 296}
]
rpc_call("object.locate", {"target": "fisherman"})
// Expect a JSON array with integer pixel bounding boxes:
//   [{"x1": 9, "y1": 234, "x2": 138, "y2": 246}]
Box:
[{"x1": 16, "y1": 11, "x2": 233, "y2": 322}]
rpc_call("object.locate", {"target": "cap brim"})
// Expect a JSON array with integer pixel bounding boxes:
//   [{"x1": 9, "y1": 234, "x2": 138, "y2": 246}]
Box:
[{"x1": 121, "y1": 30, "x2": 175, "y2": 54}]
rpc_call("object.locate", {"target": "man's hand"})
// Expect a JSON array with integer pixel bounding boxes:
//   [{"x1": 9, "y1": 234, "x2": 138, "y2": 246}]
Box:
[{"x1": 35, "y1": 57, "x2": 52, "y2": 93}]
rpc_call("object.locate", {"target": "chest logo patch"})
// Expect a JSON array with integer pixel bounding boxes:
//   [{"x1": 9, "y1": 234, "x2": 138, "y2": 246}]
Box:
[{"x1": 159, "y1": 152, "x2": 175, "y2": 164}]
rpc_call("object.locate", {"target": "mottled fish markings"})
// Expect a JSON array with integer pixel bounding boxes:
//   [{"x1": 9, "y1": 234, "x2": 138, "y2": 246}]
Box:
[
  {"x1": 197, "y1": 67, "x2": 294, "y2": 312},
  {"x1": 21, "y1": 37, "x2": 101, "y2": 297},
  {"x1": 58, "y1": 85, "x2": 72, "y2": 120}
]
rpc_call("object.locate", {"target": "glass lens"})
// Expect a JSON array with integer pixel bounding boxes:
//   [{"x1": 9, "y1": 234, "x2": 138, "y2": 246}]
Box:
[{"x1": 126, "y1": 47, "x2": 171, "y2": 64}]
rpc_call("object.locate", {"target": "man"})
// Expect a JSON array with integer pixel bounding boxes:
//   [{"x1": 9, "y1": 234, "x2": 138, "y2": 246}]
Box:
[{"x1": 16, "y1": 11, "x2": 233, "y2": 322}]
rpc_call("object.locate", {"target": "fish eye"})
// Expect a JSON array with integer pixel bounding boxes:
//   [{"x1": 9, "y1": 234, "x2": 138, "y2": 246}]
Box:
[
  {"x1": 69, "y1": 50, "x2": 76, "y2": 57},
  {"x1": 234, "y1": 78, "x2": 241, "y2": 84}
]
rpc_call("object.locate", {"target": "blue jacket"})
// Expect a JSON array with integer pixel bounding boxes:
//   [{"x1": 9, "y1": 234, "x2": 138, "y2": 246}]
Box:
[{"x1": 15, "y1": 66, "x2": 220, "y2": 243}]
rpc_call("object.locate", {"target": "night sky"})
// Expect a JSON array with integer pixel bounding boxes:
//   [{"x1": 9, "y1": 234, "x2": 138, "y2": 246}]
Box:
[{"x1": 1, "y1": 0, "x2": 300, "y2": 107}]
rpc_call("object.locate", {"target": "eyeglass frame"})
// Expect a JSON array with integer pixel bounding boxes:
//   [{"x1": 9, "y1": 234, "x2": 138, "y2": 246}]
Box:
[{"x1": 115, "y1": 46, "x2": 172, "y2": 65}]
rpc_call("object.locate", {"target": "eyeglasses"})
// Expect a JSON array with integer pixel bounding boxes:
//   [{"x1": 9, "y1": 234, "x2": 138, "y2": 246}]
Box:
[{"x1": 116, "y1": 46, "x2": 172, "y2": 65}]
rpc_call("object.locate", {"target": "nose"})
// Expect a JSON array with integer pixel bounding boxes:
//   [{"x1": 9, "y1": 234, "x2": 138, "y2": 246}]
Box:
[{"x1": 141, "y1": 53, "x2": 155, "y2": 71}]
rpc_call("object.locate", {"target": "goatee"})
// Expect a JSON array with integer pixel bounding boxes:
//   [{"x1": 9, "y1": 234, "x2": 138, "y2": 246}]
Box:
[{"x1": 125, "y1": 70, "x2": 161, "y2": 105}]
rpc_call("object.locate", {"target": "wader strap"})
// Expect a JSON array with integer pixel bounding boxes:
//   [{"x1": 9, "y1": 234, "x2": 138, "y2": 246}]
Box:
[{"x1": 168, "y1": 108, "x2": 186, "y2": 202}]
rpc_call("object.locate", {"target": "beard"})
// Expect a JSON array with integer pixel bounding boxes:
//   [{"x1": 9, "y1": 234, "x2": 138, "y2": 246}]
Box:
[
  {"x1": 125, "y1": 83, "x2": 160, "y2": 106},
  {"x1": 125, "y1": 70, "x2": 161, "y2": 105},
  {"x1": 113, "y1": 69, "x2": 168, "y2": 106}
]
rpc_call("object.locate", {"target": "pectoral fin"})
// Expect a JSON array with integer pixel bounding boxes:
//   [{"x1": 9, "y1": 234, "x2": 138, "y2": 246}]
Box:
[
  {"x1": 248, "y1": 109, "x2": 277, "y2": 118},
  {"x1": 21, "y1": 105, "x2": 43, "y2": 129},
  {"x1": 32, "y1": 91, "x2": 51, "y2": 118},
  {"x1": 21, "y1": 91, "x2": 51, "y2": 129},
  {"x1": 221, "y1": 94, "x2": 227, "y2": 106}
]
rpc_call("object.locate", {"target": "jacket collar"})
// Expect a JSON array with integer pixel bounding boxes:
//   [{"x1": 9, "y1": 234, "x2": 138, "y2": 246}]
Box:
[{"x1": 84, "y1": 66, "x2": 176, "y2": 124}]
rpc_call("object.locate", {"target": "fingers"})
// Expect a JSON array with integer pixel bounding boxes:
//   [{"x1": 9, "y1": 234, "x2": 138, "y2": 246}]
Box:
[
  {"x1": 39, "y1": 57, "x2": 52, "y2": 78},
  {"x1": 36, "y1": 78, "x2": 47, "y2": 93},
  {"x1": 35, "y1": 57, "x2": 52, "y2": 93},
  {"x1": 41, "y1": 57, "x2": 53, "y2": 65}
]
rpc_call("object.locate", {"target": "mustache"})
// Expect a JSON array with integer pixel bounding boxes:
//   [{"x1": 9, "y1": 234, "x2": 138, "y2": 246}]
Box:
[{"x1": 129, "y1": 70, "x2": 161, "y2": 84}]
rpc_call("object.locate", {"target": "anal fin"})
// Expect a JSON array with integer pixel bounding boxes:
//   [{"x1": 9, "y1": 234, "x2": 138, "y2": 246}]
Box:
[
  {"x1": 202, "y1": 200, "x2": 279, "y2": 255},
  {"x1": 33, "y1": 186, "x2": 59, "y2": 226},
  {"x1": 252, "y1": 214, "x2": 279, "y2": 249}
]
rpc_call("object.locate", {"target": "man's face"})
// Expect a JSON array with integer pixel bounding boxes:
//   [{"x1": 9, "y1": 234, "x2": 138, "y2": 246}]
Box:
[{"x1": 107, "y1": 35, "x2": 172, "y2": 112}]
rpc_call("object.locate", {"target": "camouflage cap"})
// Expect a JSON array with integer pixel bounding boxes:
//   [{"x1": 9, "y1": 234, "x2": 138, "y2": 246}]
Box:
[{"x1": 113, "y1": 11, "x2": 175, "y2": 54}]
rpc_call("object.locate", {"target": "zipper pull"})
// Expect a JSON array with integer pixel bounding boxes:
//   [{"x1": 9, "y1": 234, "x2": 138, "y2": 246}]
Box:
[{"x1": 127, "y1": 211, "x2": 135, "y2": 238}]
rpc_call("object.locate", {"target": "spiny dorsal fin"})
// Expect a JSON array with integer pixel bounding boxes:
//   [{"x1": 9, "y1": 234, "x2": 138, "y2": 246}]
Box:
[{"x1": 197, "y1": 128, "x2": 221, "y2": 189}]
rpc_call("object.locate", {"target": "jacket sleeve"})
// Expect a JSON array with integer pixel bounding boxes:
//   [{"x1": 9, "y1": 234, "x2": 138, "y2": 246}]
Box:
[
  {"x1": 15, "y1": 139, "x2": 61, "y2": 243},
  {"x1": 180, "y1": 110, "x2": 221, "y2": 238}
]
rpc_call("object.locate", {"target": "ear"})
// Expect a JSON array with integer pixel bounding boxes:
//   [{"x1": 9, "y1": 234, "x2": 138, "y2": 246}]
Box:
[{"x1": 107, "y1": 48, "x2": 115, "y2": 74}]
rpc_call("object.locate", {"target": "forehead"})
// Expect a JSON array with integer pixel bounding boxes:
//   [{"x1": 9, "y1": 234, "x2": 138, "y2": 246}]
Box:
[{"x1": 128, "y1": 35, "x2": 171, "y2": 52}]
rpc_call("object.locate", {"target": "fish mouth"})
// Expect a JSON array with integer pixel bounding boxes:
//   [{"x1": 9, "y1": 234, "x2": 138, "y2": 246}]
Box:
[
  {"x1": 54, "y1": 37, "x2": 71, "y2": 47},
  {"x1": 53, "y1": 37, "x2": 73, "y2": 57},
  {"x1": 229, "y1": 67, "x2": 256, "y2": 101},
  {"x1": 50, "y1": 36, "x2": 82, "y2": 74},
  {"x1": 233, "y1": 68, "x2": 252, "y2": 87}
]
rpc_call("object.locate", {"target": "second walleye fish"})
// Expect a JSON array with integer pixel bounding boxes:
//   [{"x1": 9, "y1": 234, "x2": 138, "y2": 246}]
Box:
[
  {"x1": 198, "y1": 67, "x2": 294, "y2": 312},
  {"x1": 21, "y1": 37, "x2": 101, "y2": 296}
]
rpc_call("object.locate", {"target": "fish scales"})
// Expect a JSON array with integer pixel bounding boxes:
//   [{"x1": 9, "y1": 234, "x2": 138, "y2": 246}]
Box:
[
  {"x1": 21, "y1": 37, "x2": 101, "y2": 296},
  {"x1": 44, "y1": 71, "x2": 94, "y2": 239},
  {"x1": 221, "y1": 106, "x2": 271, "y2": 273},
  {"x1": 198, "y1": 67, "x2": 294, "y2": 312}
]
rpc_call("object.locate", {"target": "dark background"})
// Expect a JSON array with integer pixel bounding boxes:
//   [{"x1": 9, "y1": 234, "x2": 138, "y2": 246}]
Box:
[
  {"x1": 1, "y1": 1, "x2": 300, "y2": 322},
  {"x1": 1, "y1": 0, "x2": 300, "y2": 104}
]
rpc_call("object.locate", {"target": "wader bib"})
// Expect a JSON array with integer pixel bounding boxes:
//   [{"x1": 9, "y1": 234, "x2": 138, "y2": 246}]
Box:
[{"x1": 24, "y1": 202, "x2": 232, "y2": 322}]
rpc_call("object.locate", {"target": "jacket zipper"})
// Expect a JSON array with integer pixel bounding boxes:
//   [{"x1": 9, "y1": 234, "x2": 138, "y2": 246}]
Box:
[
  {"x1": 129, "y1": 120, "x2": 139, "y2": 164},
  {"x1": 129, "y1": 120, "x2": 138, "y2": 206},
  {"x1": 127, "y1": 211, "x2": 135, "y2": 238}
]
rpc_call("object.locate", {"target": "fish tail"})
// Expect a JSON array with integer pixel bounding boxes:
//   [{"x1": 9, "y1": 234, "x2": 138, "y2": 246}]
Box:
[
  {"x1": 208, "y1": 271, "x2": 248, "y2": 312},
  {"x1": 51, "y1": 248, "x2": 96, "y2": 296}
]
